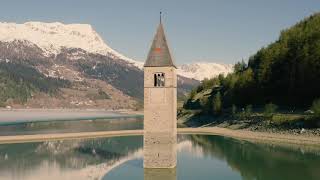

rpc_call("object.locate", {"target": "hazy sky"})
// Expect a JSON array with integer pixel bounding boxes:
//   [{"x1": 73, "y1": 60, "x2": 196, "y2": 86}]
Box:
[{"x1": 0, "y1": 0, "x2": 319, "y2": 64}]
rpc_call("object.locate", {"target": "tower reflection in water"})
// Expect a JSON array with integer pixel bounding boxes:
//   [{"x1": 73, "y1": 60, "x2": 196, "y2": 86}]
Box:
[{"x1": 144, "y1": 168, "x2": 176, "y2": 180}]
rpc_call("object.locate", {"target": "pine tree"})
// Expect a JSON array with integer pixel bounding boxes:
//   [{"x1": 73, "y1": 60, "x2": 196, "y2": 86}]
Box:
[{"x1": 213, "y1": 92, "x2": 222, "y2": 115}]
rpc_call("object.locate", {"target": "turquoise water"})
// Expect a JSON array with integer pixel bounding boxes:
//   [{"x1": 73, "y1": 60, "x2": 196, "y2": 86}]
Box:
[
  {"x1": 0, "y1": 134, "x2": 319, "y2": 180},
  {"x1": 0, "y1": 117, "x2": 319, "y2": 180}
]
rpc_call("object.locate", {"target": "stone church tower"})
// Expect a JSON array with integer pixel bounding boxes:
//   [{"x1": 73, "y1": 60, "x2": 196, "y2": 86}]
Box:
[{"x1": 143, "y1": 17, "x2": 177, "y2": 168}]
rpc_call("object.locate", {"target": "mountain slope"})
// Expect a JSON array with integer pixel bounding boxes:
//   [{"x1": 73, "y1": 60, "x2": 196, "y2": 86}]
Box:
[
  {"x1": 0, "y1": 47, "x2": 138, "y2": 109},
  {"x1": 184, "y1": 12, "x2": 320, "y2": 111},
  {"x1": 0, "y1": 22, "x2": 142, "y2": 67},
  {"x1": 0, "y1": 60, "x2": 70, "y2": 106},
  {"x1": 245, "y1": 12, "x2": 320, "y2": 106},
  {"x1": 0, "y1": 22, "x2": 200, "y2": 108}
]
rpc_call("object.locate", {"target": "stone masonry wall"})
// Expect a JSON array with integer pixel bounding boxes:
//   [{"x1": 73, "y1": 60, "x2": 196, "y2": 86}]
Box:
[{"x1": 144, "y1": 67, "x2": 177, "y2": 168}]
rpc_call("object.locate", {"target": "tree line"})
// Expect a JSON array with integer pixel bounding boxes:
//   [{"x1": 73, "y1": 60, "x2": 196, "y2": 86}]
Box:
[{"x1": 0, "y1": 61, "x2": 70, "y2": 106}]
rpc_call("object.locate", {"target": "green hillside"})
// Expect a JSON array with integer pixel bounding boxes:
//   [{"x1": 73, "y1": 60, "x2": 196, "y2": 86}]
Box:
[
  {"x1": 0, "y1": 62, "x2": 70, "y2": 106},
  {"x1": 185, "y1": 13, "x2": 320, "y2": 112}
]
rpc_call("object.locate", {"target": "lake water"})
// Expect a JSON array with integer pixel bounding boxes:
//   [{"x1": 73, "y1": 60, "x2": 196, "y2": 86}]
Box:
[
  {"x1": 0, "y1": 116, "x2": 319, "y2": 180},
  {"x1": 0, "y1": 109, "x2": 143, "y2": 136}
]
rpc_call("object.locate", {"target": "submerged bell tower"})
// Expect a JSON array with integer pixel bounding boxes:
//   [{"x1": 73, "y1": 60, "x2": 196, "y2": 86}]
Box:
[{"x1": 143, "y1": 13, "x2": 177, "y2": 168}]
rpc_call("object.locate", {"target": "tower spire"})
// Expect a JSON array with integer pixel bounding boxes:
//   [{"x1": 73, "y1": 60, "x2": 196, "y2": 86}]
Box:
[{"x1": 144, "y1": 12, "x2": 176, "y2": 68}]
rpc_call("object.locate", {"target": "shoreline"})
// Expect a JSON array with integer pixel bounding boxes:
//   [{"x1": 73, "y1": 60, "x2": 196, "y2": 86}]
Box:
[
  {"x1": 0, "y1": 108, "x2": 142, "y2": 113},
  {"x1": 178, "y1": 109, "x2": 320, "y2": 138},
  {"x1": 0, "y1": 127, "x2": 319, "y2": 148},
  {"x1": 0, "y1": 108, "x2": 143, "y2": 125},
  {"x1": 180, "y1": 127, "x2": 320, "y2": 149}
]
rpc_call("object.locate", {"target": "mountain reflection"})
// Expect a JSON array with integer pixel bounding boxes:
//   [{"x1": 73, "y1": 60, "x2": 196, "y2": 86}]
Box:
[
  {"x1": 1, "y1": 134, "x2": 320, "y2": 180},
  {"x1": 0, "y1": 136, "x2": 143, "y2": 179}
]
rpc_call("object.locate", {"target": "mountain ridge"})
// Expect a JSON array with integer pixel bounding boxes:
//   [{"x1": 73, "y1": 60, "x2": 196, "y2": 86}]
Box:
[
  {"x1": 0, "y1": 21, "x2": 233, "y2": 80},
  {"x1": 178, "y1": 62, "x2": 233, "y2": 81},
  {"x1": 0, "y1": 21, "x2": 232, "y2": 109},
  {"x1": 0, "y1": 36, "x2": 198, "y2": 109},
  {"x1": 0, "y1": 21, "x2": 140, "y2": 66}
]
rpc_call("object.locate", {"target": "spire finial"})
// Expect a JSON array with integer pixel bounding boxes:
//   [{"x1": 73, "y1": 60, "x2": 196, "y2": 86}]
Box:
[{"x1": 160, "y1": 11, "x2": 162, "y2": 24}]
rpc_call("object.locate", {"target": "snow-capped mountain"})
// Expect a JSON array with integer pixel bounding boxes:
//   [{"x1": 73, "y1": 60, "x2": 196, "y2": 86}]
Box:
[
  {"x1": 0, "y1": 21, "x2": 231, "y2": 81},
  {"x1": 177, "y1": 62, "x2": 233, "y2": 81},
  {"x1": 0, "y1": 21, "x2": 228, "y2": 107},
  {"x1": 0, "y1": 21, "x2": 201, "y2": 109},
  {"x1": 0, "y1": 21, "x2": 142, "y2": 67}
]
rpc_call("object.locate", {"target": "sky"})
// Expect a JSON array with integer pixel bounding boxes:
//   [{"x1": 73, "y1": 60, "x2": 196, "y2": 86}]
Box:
[{"x1": 0, "y1": 0, "x2": 319, "y2": 65}]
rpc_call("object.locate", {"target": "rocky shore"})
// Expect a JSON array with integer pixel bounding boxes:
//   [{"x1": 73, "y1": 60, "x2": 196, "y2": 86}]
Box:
[
  {"x1": 216, "y1": 120, "x2": 320, "y2": 138},
  {"x1": 178, "y1": 110, "x2": 320, "y2": 139}
]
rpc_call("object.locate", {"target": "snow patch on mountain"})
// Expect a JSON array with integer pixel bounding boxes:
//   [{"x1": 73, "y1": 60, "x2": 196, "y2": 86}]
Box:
[
  {"x1": 177, "y1": 62, "x2": 233, "y2": 81},
  {"x1": 0, "y1": 21, "x2": 142, "y2": 67}
]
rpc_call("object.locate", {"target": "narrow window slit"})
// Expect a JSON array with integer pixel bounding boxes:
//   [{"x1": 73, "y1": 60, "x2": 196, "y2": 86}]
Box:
[{"x1": 154, "y1": 73, "x2": 165, "y2": 87}]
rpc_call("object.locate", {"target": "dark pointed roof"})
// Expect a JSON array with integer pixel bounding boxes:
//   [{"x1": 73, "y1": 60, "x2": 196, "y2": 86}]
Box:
[{"x1": 144, "y1": 22, "x2": 176, "y2": 68}]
